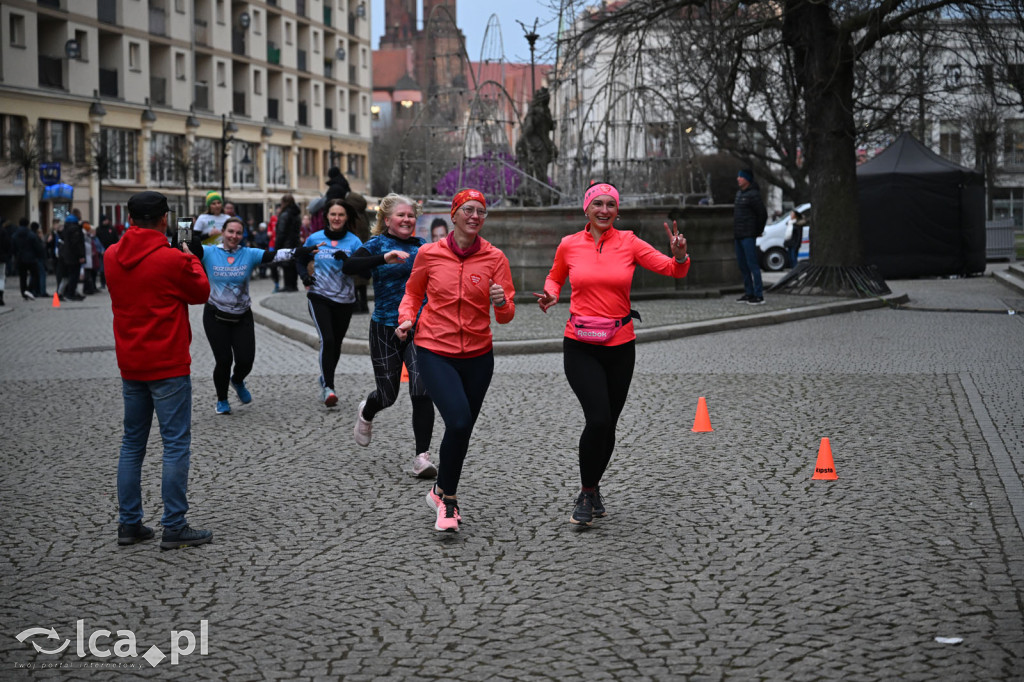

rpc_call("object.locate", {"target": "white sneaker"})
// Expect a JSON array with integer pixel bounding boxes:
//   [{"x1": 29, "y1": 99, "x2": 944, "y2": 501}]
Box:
[
  {"x1": 412, "y1": 452, "x2": 437, "y2": 478},
  {"x1": 353, "y1": 400, "x2": 372, "y2": 446},
  {"x1": 22, "y1": 291, "x2": 35, "y2": 301}
]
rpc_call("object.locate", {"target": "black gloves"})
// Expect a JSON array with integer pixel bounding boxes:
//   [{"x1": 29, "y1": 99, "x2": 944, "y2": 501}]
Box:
[
  {"x1": 293, "y1": 246, "x2": 315, "y2": 259},
  {"x1": 332, "y1": 250, "x2": 349, "y2": 261},
  {"x1": 301, "y1": 274, "x2": 316, "y2": 288}
]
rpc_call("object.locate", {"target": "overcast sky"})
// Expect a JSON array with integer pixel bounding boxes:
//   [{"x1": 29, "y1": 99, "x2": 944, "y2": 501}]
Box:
[{"x1": 371, "y1": 0, "x2": 561, "y2": 65}]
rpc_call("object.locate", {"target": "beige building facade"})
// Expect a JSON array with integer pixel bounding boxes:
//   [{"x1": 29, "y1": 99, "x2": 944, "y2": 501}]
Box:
[{"x1": 1, "y1": 0, "x2": 372, "y2": 231}]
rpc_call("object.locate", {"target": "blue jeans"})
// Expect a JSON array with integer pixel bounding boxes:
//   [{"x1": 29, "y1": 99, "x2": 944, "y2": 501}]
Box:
[
  {"x1": 734, "y1": 237, "x2": 763, "y2": 298},
  {"x1": 117, "y1": 376, "x2": 193, "y2": 530}
]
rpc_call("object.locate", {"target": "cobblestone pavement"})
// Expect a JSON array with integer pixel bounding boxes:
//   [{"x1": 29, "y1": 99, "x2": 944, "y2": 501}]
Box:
[{"x1": 1, "y1": 272, "x2": 1022, "y2": 680}]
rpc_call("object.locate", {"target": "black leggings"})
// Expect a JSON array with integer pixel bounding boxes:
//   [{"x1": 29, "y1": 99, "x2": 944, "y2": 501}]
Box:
[
  {"x1": 417, "y1": 347, "x2": 494, "y2": 496},
  {"x1": 363, "y1": 321, "x2": 434, "y2": 454},
  {"x1": 563, "y1": 338, "x2": 635, "y2": 489},
  {"x1": 307, "y1": 294, "x2": 353, "y2": 390},
  {"x1": 202, "y1": 304, "x2": 256, "y2": 401}
]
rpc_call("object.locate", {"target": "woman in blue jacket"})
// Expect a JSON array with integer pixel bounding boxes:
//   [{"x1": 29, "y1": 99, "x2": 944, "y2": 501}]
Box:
[
  {"x1": 196, "y1": 216, "x2": 315, "y2": 414},
  {"x1": 341, "y1": 193, "x2": 436, "y2": 478},
  {"x1": 297, "y1": 199, "x2": 362, "y2": 407}
]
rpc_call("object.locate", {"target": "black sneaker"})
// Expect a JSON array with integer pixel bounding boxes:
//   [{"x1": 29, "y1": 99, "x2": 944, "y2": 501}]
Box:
[
  {"x1": 592, "y1": 486, "x2": 607, "y2": 518},
  {"x1": 118, "y1": 522, "x2": 155, "y2": 545},
  {"x1": 160, "y1": 525, "x2": 213, "y2": 550},
  {"x1": 736, "y1": 294, "x2": 752, "y2": 303},
  {"x1": 570, "y1": 491, "x2": 595, "y2": 526},
  {"x1": 747, "y1": 296, "x2": 765, "y2": 305}
]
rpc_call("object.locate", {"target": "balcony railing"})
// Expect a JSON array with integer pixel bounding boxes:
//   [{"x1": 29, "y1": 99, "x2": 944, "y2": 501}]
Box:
[
  {"x1": 296, "y1": 0, "x2": 306, "y2": 17},
  {"x1": 268, "y1": 98, "x2": 279, "y2": 121},
  {"x1": 38, "y1": 55, "x2": 64, "y2": 89},
  {"x1": 98, "y1": 0, "x2": 117, "y2": 24},
  {"x1": 99, "y1": 68, "x2": 118, "y2": 97},
  {"x1": 298, "y1": 102, "x2": 308, "y2": 126},
  {"x1": 323, "y1": 6, "x2": 332, "y2": 26},
  {"x1": 298, "y1": 50, "x2": 307, "y2": 72},
  {"x1": 194, "y1": 19, "x2": 208, "y2": 46},
  {"x1": 349, "y1": 113, "x2": 357, "y2": 134},
  {"x1": 267, "y1": 44, "x2": 281, "y2": 65},
  {"x1": 233, "y1": 91, "x2": 247, "y2": 116},
  {"x1": 349, "y1": 65, "x2": 357, "y2": 85},
  {"x1": 325, "y1": 108, "x2": 333, "y2": 129},
  {"x1": 232, "y1": 30, "x2": 246, "y2": 56},
  {"x1": 324, "y1": 61, "x2": 333, "y2": 79},
  {"x1": 150, "y1": 76, "x2": 167, "y2": 105},
  {"x1": 194, "y1": 82, "x2": 209, "y2": 110},
  {"x1": 38, "y1": 0, "x2": 60, "y2": 8},
  {"x1": 149, "y1": 8, "x2": 167, "y2": 36}
]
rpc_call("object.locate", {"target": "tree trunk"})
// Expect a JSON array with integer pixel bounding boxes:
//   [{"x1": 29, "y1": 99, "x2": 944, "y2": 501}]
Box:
[{"x1": 782, "y1": 0, "x2": 863, "y2": 268}]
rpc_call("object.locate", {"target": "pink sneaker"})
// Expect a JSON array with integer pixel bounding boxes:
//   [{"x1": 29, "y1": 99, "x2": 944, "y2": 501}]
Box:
[
  {"x1": 434, "y1": 496, "x2": 461, "y2": 532},
  {"x1": 425, "y1": 484, "x2": 442, "y2": 511}
]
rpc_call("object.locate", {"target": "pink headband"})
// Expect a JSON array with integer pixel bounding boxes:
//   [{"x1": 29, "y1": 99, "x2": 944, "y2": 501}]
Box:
[
  {"x1": 584, "y1": 183, "x2": 619, "y2": 211},
  {"x1": 451, "y1": 189, "x2": 487, "y2": 218}
]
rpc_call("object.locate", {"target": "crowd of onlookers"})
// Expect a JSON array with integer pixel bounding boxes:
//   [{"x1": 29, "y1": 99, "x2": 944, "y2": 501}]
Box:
[{"x1": 0, "y1": 209, "x2": 124, "y2": 305}]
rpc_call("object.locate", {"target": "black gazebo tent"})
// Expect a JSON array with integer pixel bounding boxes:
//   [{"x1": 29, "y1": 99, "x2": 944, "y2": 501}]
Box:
[{"x1": 857, "y1": 132, "x2": 986, "y2": 278}]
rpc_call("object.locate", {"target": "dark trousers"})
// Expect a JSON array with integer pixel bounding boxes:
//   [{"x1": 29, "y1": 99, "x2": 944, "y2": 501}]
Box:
[
  {"x1": 282, "y1": 261, "x2": 299, "y2": 290},
  {"x1": 363, "y1": 321, "x2": 434, "y2": 454},
  {"x1": 307, "y1": 295, "x2": 353, "y2": 389},
  {"x1": 202, "y1": 305, "x2": 256, "y2": 401},
  {"x1": 17, "y1": 263, "x2": 36, "y2": 295},
  {"x1": 563, "y1": 338, "x2": 635, "y2": 489},
  {"x1": 417, "y1": 347, "x2": 494, "y2": 496},
  {"x1": 734, "y1": 237, "x2": 763, "y2": 298},
  {"x1": 61, "y1": 262, "x2": 80, "y2": 298}
]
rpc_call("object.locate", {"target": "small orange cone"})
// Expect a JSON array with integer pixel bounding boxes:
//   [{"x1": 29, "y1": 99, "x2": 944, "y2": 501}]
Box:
[
  {"x1": 812, "y1": 438, "x2": 838, "y2": 480},
  {"x1": 52, "y1": 292, "x2": 61, "y2": 308},
  {"x1": 400, "y1": 363, "x2": 409, "y2": 383},
  {"x1": 691, "y1": 397, "x2": 713, "y2": 432}
]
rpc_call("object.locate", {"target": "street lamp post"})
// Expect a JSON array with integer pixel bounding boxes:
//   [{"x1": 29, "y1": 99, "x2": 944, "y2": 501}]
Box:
[
  {"x1": 518, "y1": 19, "x2": 540, "y2": 97},
  {"x1": 220, "y1": 113, "x2": 238, "y2": 199}
]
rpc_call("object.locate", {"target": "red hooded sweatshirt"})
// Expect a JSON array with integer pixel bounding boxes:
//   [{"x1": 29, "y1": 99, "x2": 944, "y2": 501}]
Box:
[{"x1": 105, "y1": 226, "x2": 210, "y2": 381}]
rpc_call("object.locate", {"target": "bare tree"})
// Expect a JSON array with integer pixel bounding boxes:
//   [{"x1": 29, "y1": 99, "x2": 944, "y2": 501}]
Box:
[
  {"x1": 1, "y1": 120, "x2": 44, "y2": 219},
  {"x1": 552, "y1": 0, "x2": 974, "y2": 294},
  {"x1": 957, "y1": 1, "x2": 1024, "y2": 111}
]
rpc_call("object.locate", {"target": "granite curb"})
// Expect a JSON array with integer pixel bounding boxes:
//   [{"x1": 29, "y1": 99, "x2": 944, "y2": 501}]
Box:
[{"x1": 250, "y1": 289, "x2": 910, "y2": 355}]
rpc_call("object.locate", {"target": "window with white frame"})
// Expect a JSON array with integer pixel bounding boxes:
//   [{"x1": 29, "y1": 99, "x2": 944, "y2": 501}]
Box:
[
  {"x1": 231, "y1": 142, "x2": 256, "y2": 186},
  {"x1": 1004, "y1": 119, "x2": 1024, "y2": 168},
  {"x1": 939, "y1": 120, "x2": 961, "y2": 165},
  {"x1": 191, "y1": 137, "x2": 219, "y2": 186},
  {"x1": 150, "y1": 132, "x2": 185, "y2": 185},
  {"x1": 9, "y1": 14, "x2": 26, "y2": 48},
  {"x1": 267, "y1": 144, "x2": 288, "y2": 185},
  {"x1": 129, "y1": 42, "x2": 141, "y2": 71},
  {"x1": 100, "y1": 127, "x2": 139, "y2": 181},
  {"x1": 48, "y1": 121, "x2": 69, "y2": 161}
]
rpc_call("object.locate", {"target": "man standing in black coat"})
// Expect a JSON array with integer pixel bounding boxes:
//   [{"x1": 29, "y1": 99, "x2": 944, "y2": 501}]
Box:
[
  {"x1": 733, "y1": 169, "x2": 768, "y2": 305},
  {"x1": 275, "y1": 194, "x2": 302, "y2": 292},
  {"x1": 325, "y1": 166, "x2": 351, "y2": 201},
  {"x1": 60, "y1": 214, "x2": 86, "y2": 301}
]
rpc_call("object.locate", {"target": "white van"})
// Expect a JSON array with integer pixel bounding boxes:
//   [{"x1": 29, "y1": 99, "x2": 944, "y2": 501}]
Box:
[{"x1": 756, "y1": 202, "x2": 810, "y2": 271}]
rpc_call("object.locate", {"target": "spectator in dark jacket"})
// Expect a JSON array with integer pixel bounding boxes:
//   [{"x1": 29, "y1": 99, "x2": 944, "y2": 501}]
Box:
[
  {"x1": 31, "y1": 223, "x2": 48, "y2": 297},
  {"x1": 733, "y1": 169, "x2": 768, "y2": 305},
  {"x1": 60, "y1": 214, "x2": 86, "y2": 301},
  {"x1": 12, "y1": 221, "x2": 43, "y2": 300},
  {"x1": 0, "y1": 221, "x2": 11, "y2": 306},
  {"x1": 276, "y1": 194, "x2": 302, "y2": 291},
  {"x1": 325, "y1": 166, "x2": 351, "y2": 201}
]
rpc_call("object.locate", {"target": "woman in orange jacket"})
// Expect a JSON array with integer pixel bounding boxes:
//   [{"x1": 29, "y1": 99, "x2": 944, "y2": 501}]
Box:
[
  {"x1": 534, "y1": 182, "x2": 689, "y2": 527},
  {"x1": 396, "y1": 188, "x2": 515, "y2": 532}
]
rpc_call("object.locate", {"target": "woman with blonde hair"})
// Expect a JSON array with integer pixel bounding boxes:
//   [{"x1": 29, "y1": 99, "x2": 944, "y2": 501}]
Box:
[{"x1": 341, "y1": 193, "x2": 437, "y2": 477}]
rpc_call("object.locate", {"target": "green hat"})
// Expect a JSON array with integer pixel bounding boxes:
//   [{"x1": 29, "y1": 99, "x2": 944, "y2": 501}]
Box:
[{"x1": 205, "y1": 191, "x2": 223, "y2": 207}]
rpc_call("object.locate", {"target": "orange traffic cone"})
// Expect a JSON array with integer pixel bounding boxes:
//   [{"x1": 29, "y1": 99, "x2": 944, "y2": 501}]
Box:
[
  {"x1": 812, "y1": 437, "x2": 838, "y2": 480},
  {"x1": 400, "y1": 363, "x2": 409, "y2": 383},
  {"x1": 52, "y1": 292, "x2": 61, "y2": 308},
  {"x1": 691, "y1": 397, "x2": 713, "y2": 432}
]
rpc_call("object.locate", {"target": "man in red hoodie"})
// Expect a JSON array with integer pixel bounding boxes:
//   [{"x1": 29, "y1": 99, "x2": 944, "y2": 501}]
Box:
[{"x1": 105, "y1": 191, "x2": 213, "y2": 550}]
